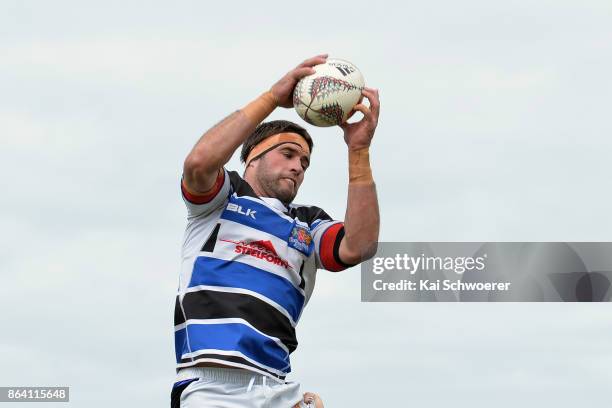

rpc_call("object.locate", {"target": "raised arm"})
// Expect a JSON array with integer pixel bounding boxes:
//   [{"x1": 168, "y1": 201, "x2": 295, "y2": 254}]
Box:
[
  {"x1": 337, "y1": 87, "x2": 381, "y2": 265},
  {"x1": 182, "y1": 54, "x2": 328, "y2": 195}
]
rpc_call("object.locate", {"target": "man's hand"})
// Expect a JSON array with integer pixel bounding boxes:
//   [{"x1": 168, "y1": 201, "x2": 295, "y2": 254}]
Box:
[
  {"x1": 270, "y1": 54, "x2": 328, "y2": 108},
  {"x1": 340, "y1": 87, "x2": 380, "y2": 150}
]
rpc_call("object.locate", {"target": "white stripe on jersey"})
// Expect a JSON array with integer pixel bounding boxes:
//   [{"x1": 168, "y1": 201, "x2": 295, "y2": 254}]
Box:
[
  {"x1": 179, "y1": 206, "x2": 226, "y2": 294},
  {"x1": 213, "y1": 219, "x2": 307, "y2": 292},
  {"x1": 182, "y1": 204, "x2": 225, "y2": 256}
]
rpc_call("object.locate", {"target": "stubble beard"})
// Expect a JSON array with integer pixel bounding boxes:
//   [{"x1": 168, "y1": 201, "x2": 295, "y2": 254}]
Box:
[{"x1": 255, "y1": 160, "x2": 297, "y2": 205}]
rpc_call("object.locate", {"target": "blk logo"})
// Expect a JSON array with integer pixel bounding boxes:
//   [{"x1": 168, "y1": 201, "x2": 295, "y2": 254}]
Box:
[{"x1": 227, "y1": 203, "x2": 256, "y2": 219}]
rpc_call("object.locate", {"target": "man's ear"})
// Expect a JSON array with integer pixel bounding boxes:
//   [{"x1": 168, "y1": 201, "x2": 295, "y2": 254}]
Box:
[{"x1": 243, "y1": 158, "x2": 258, "y2": 178}]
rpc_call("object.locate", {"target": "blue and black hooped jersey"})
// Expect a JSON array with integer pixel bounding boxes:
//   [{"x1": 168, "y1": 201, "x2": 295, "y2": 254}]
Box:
[{"x1": 175, "y1": 169, "x2": 352, "y2": 379}]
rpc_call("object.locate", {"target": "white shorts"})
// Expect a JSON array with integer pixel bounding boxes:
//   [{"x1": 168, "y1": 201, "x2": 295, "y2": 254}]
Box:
[{"x1": 172, "y1": 367, "x2": 309, "y2": 408}]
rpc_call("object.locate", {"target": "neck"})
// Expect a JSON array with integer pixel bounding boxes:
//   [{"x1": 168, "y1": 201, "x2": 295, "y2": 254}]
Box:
[
  {"x1": 244, "y1": 173, "x2": 278, "y2": 201},
  {"x1": 244, "y1": 170, "x2": 291, "y2": 207}
]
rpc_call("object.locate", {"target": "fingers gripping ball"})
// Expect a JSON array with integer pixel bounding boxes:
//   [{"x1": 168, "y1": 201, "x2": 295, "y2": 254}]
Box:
[{"x1": 293, "y1": 58, "x2": 365, "y2": 127}]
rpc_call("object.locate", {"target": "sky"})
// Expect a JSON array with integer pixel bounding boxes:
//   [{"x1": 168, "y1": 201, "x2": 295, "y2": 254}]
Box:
[{"x1": 1, "y1": 0, "x2": 611, "y2": 406}]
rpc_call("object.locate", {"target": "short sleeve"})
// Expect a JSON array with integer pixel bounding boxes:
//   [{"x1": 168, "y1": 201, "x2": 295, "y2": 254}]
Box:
[
  {"x1": 181, "y1": 168, "x2": 231, "y2": 218},
  {"x1": 312, "y1": 217, "x2": 357, "y2": 272}
]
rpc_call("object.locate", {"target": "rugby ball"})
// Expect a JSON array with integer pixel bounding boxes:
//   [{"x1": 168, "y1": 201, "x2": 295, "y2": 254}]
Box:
[{"x1": 293, "y1": 58, "x2": 365, "y2": 127}]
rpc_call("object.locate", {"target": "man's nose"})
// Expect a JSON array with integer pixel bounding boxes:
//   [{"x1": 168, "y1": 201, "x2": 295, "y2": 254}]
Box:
[{"x1": 289, "y1": 157, "x2": 303, "y2": 175}]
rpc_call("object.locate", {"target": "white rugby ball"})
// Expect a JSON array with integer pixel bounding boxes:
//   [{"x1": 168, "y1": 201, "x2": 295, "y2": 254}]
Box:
[{"x1": 293, "y1": 58, "x2": 365, "y2": 127}]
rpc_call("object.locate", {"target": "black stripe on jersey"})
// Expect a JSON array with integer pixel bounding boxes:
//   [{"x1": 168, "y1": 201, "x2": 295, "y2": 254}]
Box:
[
  {"x1": 174, "y1": 296, "x2": 185, "y2": 326},
  {"x1": 181, "y1": 290, "x2": 298, "y2": 353},
  {"x1": 288, "y1": 205, "x2": 332, "y2": 225},
  {"x1": 179, "y1": 354, "x2": 286, "y2": 379},
  {"x1": 201, "y1": 223, "x2": 220, "y2": 252},
  {"x1": 298, "y1": 261, "x2": 306, "y2": 290},
  {"x1": 228, "y1": 171, "x2": 258, "y2": 198}
]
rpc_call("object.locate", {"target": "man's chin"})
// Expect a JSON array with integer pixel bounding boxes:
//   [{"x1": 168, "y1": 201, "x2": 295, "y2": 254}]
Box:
[
  {"x1": 279, "y1": 191, "x2": 296, "y2": 204},
  {"x1": 274, "y1": 180, "x2": 297, "y2": 203},
  {"x1": 274, "y1": 187, "x2": 296, "y2": 204}
]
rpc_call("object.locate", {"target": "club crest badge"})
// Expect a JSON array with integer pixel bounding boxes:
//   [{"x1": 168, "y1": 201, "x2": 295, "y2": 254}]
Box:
[{"x1": 288, "y1": 224, "x2": 313, "y2": 255}]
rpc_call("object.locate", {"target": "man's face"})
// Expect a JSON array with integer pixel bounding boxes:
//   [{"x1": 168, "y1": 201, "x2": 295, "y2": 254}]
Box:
[{"x1": 249, "y1": 141, "x2": 310, "y2": 204}]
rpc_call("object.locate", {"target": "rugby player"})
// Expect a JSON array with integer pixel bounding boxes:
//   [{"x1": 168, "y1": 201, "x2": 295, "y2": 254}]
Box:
[{"x1": 171, "y1": 54, "x2": 380, "y2": 407}]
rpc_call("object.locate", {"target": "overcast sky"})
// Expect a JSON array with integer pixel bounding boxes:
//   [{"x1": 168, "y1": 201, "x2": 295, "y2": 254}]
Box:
[{"x1": 2, "y1": 1, "x2": 611, "y2": 406}]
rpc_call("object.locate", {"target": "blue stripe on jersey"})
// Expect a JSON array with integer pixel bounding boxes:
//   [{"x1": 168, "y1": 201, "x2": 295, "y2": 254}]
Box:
[
  {"x1": 178, "y1": 322, "x2": 291, "y2": 372},
  {"x1": 221, "y1": 196, "x2": 293, "y2": 242},
  {"x1": 189, "y1": 256, "x2": 304, "y2": 322},
  {"x1": 175, "y1": 327, "x2": 187, "y2": 362}
]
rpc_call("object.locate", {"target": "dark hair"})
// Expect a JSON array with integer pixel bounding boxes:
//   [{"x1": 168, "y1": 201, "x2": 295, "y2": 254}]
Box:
[{"x1": 240, "y1": 120, "x2": 313, "y2": 163}]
